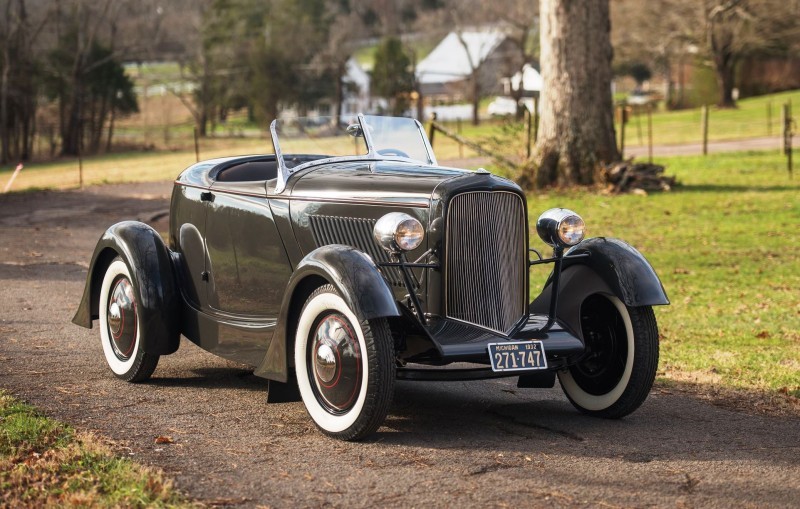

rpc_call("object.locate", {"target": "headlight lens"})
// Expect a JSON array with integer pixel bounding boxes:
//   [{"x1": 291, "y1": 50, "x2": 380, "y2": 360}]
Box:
[
  {"x1": 374, "y1": 213, "x2": 425, "y2": 253},
  {"x1": 536, "y1": 208, "x2": 586, "y2": 247}
]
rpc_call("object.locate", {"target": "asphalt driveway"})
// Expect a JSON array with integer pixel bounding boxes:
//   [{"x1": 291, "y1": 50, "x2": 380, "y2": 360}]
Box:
[{"x1": 1, "y1": 182, "x2": 798, "y2": 508}]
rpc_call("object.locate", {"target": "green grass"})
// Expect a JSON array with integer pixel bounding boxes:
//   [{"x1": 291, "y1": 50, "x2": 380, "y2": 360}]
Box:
[
  {"x1": 0, "y1": 391, "x2": 194, "y2": 507},
  {"x1": 521, "y1": 150, "x2": 800, "y2": 396},
  {"x1": 431, "y1": 88, "x2": 800, "y2": 153},
  {"x1": 0, "y1": 137, "x2": 272, "y2": 190},
  {"x1": 621, "y1": 89, "x2": 800, "y2": 147}
]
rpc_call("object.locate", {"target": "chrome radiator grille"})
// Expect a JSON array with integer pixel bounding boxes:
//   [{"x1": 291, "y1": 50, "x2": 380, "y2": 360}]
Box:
[{"x1": 445, "y1": 191, "x2": 527, "y2": 333}]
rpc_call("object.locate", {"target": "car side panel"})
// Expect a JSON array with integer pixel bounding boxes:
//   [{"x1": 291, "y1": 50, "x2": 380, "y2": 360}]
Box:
[
  {"x1": 205, "y1": 183, "x2": 292, "y2": 316},
  {"x1": 169, "y1": 184, "x2": 209, "y2": 309}
]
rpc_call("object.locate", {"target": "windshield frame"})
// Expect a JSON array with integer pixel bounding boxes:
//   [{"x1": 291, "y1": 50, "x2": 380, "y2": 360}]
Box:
[{"x1": 270, "y1": 113, "x2": 438, "y2": 193}]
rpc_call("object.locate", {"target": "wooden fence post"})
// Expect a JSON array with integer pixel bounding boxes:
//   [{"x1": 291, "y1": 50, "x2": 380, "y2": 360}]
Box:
[
  {"x1": 526, "y1": 107, "x2": 532, "y2": 159},
  {"x1": 457, "y1": 117, "x2": 464, "y2": 159},
  {"x1": 78, "y1": 139, "x2": 83, "y2": 188},
  {"x1": 784, "y1": 103, "x2": 793, "y2": 179},
  {"x1": 767, "y1": 101, "x2": 772, "y2": 136},
  {"x1": 427, "y1": 113, "x2": 437, "y2": 148},
  {"x1": 701, "y1": 105, "x2": 709, "y2": 156},
  {"x1": 194, "y1": 127, "x2": 200, "y2": 163},
  {"x1": 533, "y1": 96, "x2": 539, "y2": 143},
  {"x1": 647, "y1": 103, "x2": 653, "y2": 164},
  {"x1": 618, "y1": 106, "x2": 627, "y2": 159}
]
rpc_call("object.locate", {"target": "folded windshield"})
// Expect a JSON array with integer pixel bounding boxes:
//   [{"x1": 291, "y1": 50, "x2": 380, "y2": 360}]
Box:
[{"x1": 271, "y1": 115, "x2": 435, "y2": 171}]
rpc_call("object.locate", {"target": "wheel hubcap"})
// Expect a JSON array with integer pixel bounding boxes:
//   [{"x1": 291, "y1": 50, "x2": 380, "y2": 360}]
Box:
[
  {"x1": 107, "y1": 276, "x2": 137, "y2": 361},
  {"x1": 315, "y1": 343, "x2": 337, "y2": 384},
  {"x1": 571, "y1": 295, "x2": 628, "y2": 395},
  {"x1": 309, "y1": 312, "x2": 362, "y2": 413}
]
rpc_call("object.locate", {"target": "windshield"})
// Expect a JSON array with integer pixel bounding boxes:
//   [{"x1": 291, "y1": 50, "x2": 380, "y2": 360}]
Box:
[{"x1": 271, "y1": 114, "x2": 434, "y2": 171}]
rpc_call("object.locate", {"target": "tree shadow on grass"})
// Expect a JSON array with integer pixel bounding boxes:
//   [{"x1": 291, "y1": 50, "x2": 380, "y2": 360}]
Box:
[{"x1": 675, "y1": 183, "x2": 798, "y2": 193}]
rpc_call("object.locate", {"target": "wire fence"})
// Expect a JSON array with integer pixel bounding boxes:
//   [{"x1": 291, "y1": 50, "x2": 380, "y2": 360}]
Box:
[{"x1": 2, "y1": 99, "x2": 796, "y2": 192}]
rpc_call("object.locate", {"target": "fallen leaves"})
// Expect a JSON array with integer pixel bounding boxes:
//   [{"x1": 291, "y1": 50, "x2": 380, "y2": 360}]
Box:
[{"x1": 154, "y1": 436, "x2": 174, "y2": 445}]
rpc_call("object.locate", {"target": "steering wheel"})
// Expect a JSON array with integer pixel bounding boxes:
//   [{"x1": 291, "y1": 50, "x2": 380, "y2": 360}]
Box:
[{"x1": 377, "y1": 148, "x2": 410, "y2": 158}]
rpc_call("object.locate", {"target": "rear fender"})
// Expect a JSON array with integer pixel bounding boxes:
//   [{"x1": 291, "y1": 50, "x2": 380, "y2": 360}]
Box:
[
  {"x1": 254, "y1": 244, "x2": 400, "y2": 382},
  {"x1": 72, "y1": 221, "x2": 181, "y2": 355}
]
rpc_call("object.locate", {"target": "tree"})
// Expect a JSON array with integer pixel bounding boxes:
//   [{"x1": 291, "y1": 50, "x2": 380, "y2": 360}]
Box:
[
  {"x1": 0, "y1": 0, "x2": 48, "y2": 164},
  {"x1": 371, "y1": 37, "x2": 415, "y2": 115},
  {"x1": 612, "y1": 0, "x2": 800, "y2": 108},
  {"x1": 534, "y1": 0, "x2": 618, "y2": 187}
]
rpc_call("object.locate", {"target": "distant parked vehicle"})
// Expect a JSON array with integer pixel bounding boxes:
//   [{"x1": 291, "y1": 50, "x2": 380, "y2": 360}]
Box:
[
  {"x1": 487, "y1": 96, "x2": 536, "y2": 116},
  {"x1": 627, "y1": 90, "x2": 662, "y2": 106}
]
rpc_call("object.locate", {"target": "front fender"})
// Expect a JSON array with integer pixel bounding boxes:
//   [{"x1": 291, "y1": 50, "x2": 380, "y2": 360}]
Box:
[
  {"x1": 254, "y1": 244, "x2": 400, "y2": 382},
  {"x1": 71, "y1": 221, "x2": 180, "y2": 355},
  {"x1": 530, "y1": 237, "x2": 668, "y2": 340},
  {"x1": 562, "y1": 237, "x2": 669, "y2": 307}
]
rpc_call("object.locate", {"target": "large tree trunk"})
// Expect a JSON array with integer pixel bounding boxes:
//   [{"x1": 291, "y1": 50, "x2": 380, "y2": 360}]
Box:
[{"x1": 535, "y1": 0, "x2": 619, "y2": 187}]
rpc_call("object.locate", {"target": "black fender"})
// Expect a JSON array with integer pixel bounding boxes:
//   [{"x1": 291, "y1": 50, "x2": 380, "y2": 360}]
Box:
[
  {"x1": 531, "y1": 237, "x2": 668, "y2": 340},
  {"x1": 71, "y1": 221, "x2": 181, "y2": 355},
  {"x1": 254, "y1": 244, "x2": 400, "y2": 382}
]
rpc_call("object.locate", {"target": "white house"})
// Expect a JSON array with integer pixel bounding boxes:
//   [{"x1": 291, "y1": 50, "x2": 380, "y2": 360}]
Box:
[{"x1": 416, "y1": 29, "x2": 515, "y2": 99}]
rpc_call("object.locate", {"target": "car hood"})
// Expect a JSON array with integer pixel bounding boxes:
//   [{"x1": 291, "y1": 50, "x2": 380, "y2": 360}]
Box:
[{"x1": 288, "y1": 160, "x2": 471, "y2": 207}]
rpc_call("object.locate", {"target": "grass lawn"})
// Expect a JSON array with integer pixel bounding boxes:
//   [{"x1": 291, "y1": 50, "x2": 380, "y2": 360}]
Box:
[
  {"x1": 522, "y1": 150, "x2": 800, "y2": 397},
  {"x1": 431, "y1": 88, "x2": 800, "y2": 151},
  {"x1": 0, "y1": 391, "x2": 193, "y2": 507},
  {"x1": 0, "y1": 137, "x2": 272, "y2": 190},
  {"x1": 621, "y1": 89, "x2": 800, "y2": 147}
]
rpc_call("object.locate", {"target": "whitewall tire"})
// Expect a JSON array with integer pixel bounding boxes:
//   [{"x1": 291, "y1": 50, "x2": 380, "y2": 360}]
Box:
[
  {"x1": 98, "y1": 259, "x2": 159, "y2": 382},
  {"x1": 558, "y1": 294, "x2": 658, "y2": 418},
  {"x1": 294, "y1": 284, "x2": 395, "y2": 440}
]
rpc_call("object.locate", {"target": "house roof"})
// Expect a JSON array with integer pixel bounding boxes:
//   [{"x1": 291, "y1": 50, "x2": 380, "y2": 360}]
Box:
[{"x1": 416, "y1": 30, "x2": 506, "y2": 85}]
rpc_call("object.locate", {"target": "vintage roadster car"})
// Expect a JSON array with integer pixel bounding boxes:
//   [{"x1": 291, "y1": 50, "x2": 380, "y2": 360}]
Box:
[{"x1": 73, "y1": 115, "x2": 669, "y2": 440}]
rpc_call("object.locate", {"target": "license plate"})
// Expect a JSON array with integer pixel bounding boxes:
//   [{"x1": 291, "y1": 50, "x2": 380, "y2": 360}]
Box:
[{"x1": 488, "y1": 341, "x2": 547, "y2": 372}]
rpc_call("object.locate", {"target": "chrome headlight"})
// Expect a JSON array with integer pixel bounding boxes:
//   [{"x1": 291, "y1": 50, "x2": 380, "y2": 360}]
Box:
[
  {"x1": 536, "y1": 208, "x2": 586, "y2": 248},
  {"x1": 373, "y1": 213, "x2": 424, "y2": 253}
]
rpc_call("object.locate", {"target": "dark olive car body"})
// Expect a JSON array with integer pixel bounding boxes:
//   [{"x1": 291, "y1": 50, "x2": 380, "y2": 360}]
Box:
[{"x1": 74, "y1": 115, "x2": 668, "y2": 440}]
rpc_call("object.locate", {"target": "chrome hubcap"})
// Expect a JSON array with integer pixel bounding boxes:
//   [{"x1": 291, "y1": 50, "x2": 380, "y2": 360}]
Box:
[
  {"x1": 107, "y1": 276, "x2": 137, "y2": 361},
  {"x1": 108, "y1": 302, "x2": 122, "y2": 335},
  {"x1": 315, "y1": 343, "x2": 337, "y2": 384},
  {"x1": 309, "y1": 313, "x2": 362, "y2": 413}
]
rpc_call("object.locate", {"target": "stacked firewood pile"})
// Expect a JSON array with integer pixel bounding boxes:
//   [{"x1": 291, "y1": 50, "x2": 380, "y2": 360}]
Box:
[{"x1": 603, "y1": 160, "x2": 678, "y2": 194}]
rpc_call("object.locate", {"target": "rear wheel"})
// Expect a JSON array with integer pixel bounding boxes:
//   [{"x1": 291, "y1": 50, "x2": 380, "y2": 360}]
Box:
[
  {"x1": 558, "y1": 294, "x2": 658, "y2": 418},
  {"x1": 294, "y1": 284, "x2": 395, "y2": 441},
  {"x1": 98, "y1": 259, "x2": 159, "y2": 382}
]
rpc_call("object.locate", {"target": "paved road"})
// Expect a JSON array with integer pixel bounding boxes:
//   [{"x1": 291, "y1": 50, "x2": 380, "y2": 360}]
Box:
[{"x1": 1, "y1": 183, "x2": 798, "y2": 508}]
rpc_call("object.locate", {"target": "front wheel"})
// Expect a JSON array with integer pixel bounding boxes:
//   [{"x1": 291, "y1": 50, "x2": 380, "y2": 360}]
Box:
[
  {"x1": 294, "y1": 284, "x2": 395, "y2": 441},
  {"x1": 558, "y1": 294, "x2": 658, "y2": 418},
  {"x1": 98, "y1": 259, "x2": 159, "y2": 382}
]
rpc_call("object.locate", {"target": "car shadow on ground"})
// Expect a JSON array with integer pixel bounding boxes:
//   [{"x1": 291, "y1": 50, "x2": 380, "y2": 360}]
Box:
[
  {"x1": 372, "y1": 378, "x2": 800, "y2": 467},
  {"x1": 147, "y1": 366, "x2": 269, "y2": 393}
]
